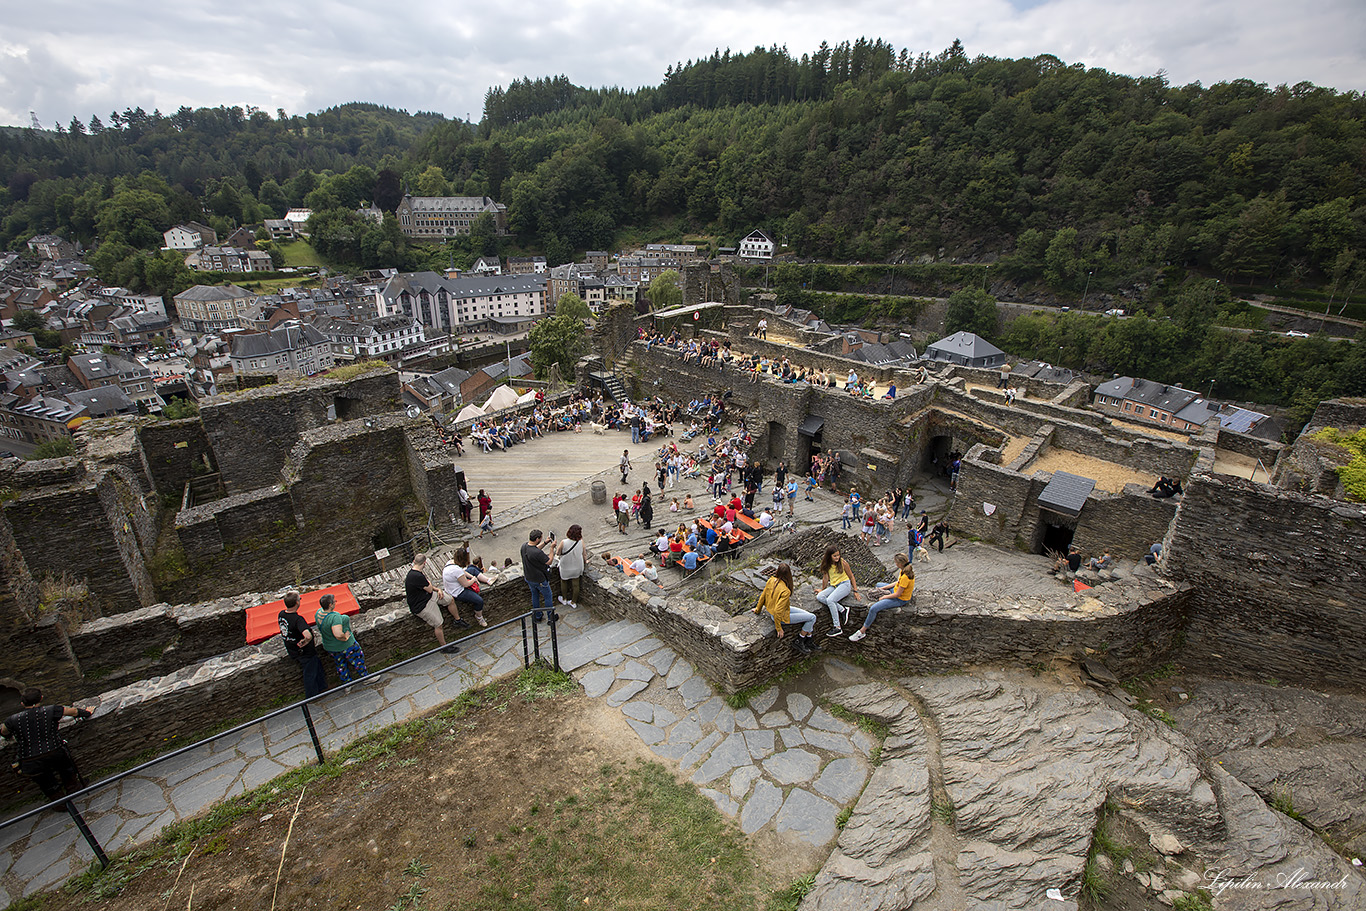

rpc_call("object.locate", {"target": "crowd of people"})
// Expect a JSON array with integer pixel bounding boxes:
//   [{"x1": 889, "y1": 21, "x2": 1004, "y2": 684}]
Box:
[{"x1": 635, "y1": 325, "x2": 932, "y2": 398}]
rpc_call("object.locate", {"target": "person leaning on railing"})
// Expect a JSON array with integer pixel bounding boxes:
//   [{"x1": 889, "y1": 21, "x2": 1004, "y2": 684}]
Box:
[{"x1": 2, "y1": 687, "x2": 92, "y2": 800}]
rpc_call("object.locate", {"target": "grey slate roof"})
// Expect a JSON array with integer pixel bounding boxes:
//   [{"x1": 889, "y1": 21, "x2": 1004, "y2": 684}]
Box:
[
  {"x1": 925, "y1": 331, "x2": 1005, "y2": 362},
  {"x1": 1037, "y1": 471, "x2": 1096, "y2": 517},
  {"x1": 66, "y1": 386, "x2": 135, "y2": 417}
]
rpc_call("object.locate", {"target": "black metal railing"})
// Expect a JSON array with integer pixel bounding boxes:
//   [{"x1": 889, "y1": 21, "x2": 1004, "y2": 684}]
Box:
[{"x1": 1, "y1": 612, "x2": 561, "y2": 878}]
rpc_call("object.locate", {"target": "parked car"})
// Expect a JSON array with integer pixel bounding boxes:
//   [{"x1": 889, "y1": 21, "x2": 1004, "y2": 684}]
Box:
[
  {"x1": 1285, "y1": 330, "x2": 1310, "y2": 338},
  {"x1": 1104, "y1": 308, "x2": 1126, "y2": 317}
]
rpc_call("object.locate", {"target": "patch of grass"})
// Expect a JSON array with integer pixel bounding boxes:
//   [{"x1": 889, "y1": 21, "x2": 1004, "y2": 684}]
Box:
[
  {"x1": 869, "y1": 744, "x2": 883, "y2": 767},
  {"x1": 835, "y1": 807, "x2": 853, "y2": 829},
  {"x1": 765, "y1": 873, "x2": 816, "y2": 911},
  {"x1": 326, "y1": 359, "x2": 389, "y2": 382},
  {"x1": 513, "y1": 662, "x2": 576, "y2": 700},
  {"x1": 277, "y1": 240, "x2": 324, "y2": 269},
  {"x1": 1269, "y1": 781, "x2": 1308, "y2": 824},
  {"x1": 824, "y1": 703, "x2": 891, "y2": 739},
  {"x1": 724, "y1": 656, "x2": 817, "y2": 709},
  {"x1": 1141, "y1": 704, "x2": 1178, "y2": 727},
  {"x1": 931, "y1": 798, "x2": 955, "y2": 825},
  {"x1": 1079, "y1": 856, "x2": 1110, "y2": 904},
  {"x1": 1173, "y1": 890, "x2": 1216, "y2": 911},
  {"x1": 403, "y1": 858, "x2": 429, "y2": 877}
]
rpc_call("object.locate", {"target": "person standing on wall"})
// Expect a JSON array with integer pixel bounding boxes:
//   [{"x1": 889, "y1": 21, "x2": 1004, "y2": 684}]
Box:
[
  {"x1": 278, "y1": 591, "x2": 327, "y2": 698},
  {"x1": 620, "y1": 449, "x2": 632, "y2": 484},
  {"x1": 521, "y1": 529, "x2": 557, "y2": 623},
  {"x1": 1, "y1": 688, "x2": 92, "y2": 801},
  {"x1": 317, "y1": 593, "x2": 368, "y2": 683}
]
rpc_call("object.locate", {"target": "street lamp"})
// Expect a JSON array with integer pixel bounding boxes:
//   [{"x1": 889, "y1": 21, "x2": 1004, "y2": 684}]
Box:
[{"x1": 1081, "y1": 271, "x2": 1093, "y2": 310}]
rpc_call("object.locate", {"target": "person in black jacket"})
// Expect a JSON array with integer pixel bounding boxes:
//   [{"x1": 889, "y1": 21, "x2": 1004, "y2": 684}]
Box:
[{"x1": 1, "y1": 688, "x2": 91, "y2": 800}]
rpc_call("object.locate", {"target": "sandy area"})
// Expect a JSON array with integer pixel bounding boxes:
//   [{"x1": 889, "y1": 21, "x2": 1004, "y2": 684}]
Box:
[
  {"x1": 999, "y1": 435, "x2": 1032, "y2": 466},
  {"x1": 1212, "y1": 449, "x2": 1272, "y2": 481},
  {"x1": 1105, "y1": 418, "x2": 1190, "y2": 443},
  {"x1": 1024, "y1": 448, "x2": 1159, "y2": 493}
]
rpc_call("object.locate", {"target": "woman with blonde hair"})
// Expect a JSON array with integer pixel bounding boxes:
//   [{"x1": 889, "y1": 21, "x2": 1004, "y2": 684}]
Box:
[
  {"x1": 752, "y1": 563, "x2": 818, "y2": 654},
  {"x1": 850, "y1": 553, "x2": 913, "y2": 642}
]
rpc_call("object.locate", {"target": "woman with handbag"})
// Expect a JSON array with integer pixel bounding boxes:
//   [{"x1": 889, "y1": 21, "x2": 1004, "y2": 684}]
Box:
[{"x1": 553, "y1": 524, "x2": 590, "y2": 608}]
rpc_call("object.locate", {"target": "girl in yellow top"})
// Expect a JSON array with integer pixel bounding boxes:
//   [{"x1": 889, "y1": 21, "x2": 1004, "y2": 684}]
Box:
[
  {"x1": 751, "y1": 563, "x2": 819, "y2": 654},
  {"x1": 816, "y1": 545, "x2": 864, "y2": 637},
  {"x1": 851, "y1": 553, "x2": 914, "y2": 642}
]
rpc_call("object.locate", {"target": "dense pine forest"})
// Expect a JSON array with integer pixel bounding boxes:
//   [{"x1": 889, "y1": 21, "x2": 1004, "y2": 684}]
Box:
[{"x1": 2, "y1": 42, "x2": 1365, "y2": 415}]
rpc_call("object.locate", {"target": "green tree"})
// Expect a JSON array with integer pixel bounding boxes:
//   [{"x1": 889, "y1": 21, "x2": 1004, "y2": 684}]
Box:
[
  {"x1": 28, "y1": 438, "x2": 75, "y2": 460},
  {"x1": 944, "y1": 288, "x2": 998, "y2": 338},
  {"x1": 555, "y1": 292, "x2": 592, "y2": 321},
  {"x1": 528, "y1": 312, "x2": 589, "y2": 379},
  {"x1": 415, "y1": 166, "x2": 451, "y2": 197},
  {"x1": 13, "y1": 310, "x2": 43, "y2": 331},
  {"x1": 646, "y1": 270, "x2": 683, "y2": 311}
]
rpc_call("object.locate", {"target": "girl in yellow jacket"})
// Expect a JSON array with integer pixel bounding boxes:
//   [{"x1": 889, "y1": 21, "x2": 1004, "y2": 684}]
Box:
[
  {"x1": 850, "y1": 553, "x2": 913, "y2": 642},
  {"x1": 752, "y1": 563, "x2": 819, "y2": 653}
]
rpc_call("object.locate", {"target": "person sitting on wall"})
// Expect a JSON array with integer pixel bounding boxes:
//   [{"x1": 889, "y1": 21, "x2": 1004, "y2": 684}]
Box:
[
  {"x1": 883, "y1": 383, "x2": 897, "y2": 399},
  {"x1": 1087, "y1": 552, "x2": 1115, "y2": 572},
  {"x1": 1053, "y1": 545, "x2": 1082, "y2": 576}
]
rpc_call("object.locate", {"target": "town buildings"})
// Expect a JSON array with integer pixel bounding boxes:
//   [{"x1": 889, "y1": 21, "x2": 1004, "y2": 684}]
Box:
[{"x1": 163, "y1": 223, "x2": 218, "y2": 251}]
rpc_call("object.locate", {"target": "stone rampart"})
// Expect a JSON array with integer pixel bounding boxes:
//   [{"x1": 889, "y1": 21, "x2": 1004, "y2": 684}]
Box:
[
  {"x1": 1214, "y1": 427, "x2": 1284, "y2": 467},
  {"x1": 199, "y1": 368, "x2": 401, "y2": 495},
  {"x1": 1166, "y1": 473, "x2": 1366, "y2": 690}
]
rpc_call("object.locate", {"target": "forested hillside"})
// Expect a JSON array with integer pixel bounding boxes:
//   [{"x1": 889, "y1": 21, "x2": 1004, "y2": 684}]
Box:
[{"x1": 2, "y1": 43, "x2": 1364, "y2": 306}]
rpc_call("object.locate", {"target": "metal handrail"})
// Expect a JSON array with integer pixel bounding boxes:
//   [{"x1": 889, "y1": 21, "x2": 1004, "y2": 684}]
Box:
[{"x1": 1, "y1": 610, "x2": 561, "y2": 871}]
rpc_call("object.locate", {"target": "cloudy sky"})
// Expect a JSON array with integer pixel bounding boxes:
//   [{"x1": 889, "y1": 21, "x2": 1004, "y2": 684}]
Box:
[{"x1": 3, "y1": 0, "x2": 1364, "y2": 129}]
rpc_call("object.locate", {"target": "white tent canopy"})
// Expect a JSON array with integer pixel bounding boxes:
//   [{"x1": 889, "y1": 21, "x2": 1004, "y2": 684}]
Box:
[
  {"x1": 455, "y1": 404, "x2": 485, "y2": 423},
  {"x1": 481, "y1": 385, "x2": 520, "y2": 413},
  {"x1": 516, "y1": 390, "x2": 538, "y2": 405}
]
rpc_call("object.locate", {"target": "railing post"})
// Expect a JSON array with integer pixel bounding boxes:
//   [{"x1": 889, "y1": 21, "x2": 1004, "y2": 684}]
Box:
[
  {"x1": 548, "y1": 610, "x2": 561, "y2": 672},
  {"x1": 300, "y1": 704, "x2": 326, "y2": 765},
  {"x1": 520, "y1": 617, "x2": 530, "y2": 668},
  {"x1": 64, "y1": 799, "x2": 108, "y2": 869},
  {"x1": 529, "y1": 615, "x2": 541, "y2": 664}
]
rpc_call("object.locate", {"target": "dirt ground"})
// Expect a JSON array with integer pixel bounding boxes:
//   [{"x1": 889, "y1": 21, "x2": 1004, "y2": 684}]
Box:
[
  {"x1": 1211, "y1": 449, "x2": 1273, "y2": 481},
  {"x1": 1025, "y1": 448, "x2": 1159, "y2": 493},
  {"x1": 41, "y1": 680, "x2": 807, "y2": 911}
]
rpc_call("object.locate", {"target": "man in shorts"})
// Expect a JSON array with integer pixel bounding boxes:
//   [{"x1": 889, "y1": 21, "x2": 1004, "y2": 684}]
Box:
[{"x1": 405, "y1": 554, "x2": 461, "y2": 653}]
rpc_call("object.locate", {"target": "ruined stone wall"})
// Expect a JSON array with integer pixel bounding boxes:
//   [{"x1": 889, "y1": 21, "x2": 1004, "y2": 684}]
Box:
[
  {"x1": 1166, "y1": 474, "x2": 1366, "y2": 690},
  {"x1": 1214, "y1": 427, "x2": 1284, "y2": 467},
  {"x1": 199, "y1": 368, "x2": 401, "y2": 495},
  {"x1": 1073, "y1": 485, "x2": 1179, "y2": 562},
  {"x1": 4, "y1": 464, "x2": 156, "y2": 614},
  {"x1": 76, "y1": 417, "x2": 154, "y2": 494},
  {"x1": 948, "y1": 364, "x2": 1076, "y2": 402},
  {"x1": 137, "y1": 418, "x2": 216, "y2": 498},
  {"x1": 1305, "y1": 396, "x2": 1366, "y2": 432},
  {"x1": 681, "y1": 261, "x2": 741, "y2": 307},
  {"x1": 951, "y1": 452, "x2": 1042, "y2": 548},
  {"x1": 590, "y1": 302, "x2": 642, "y2": 369}
]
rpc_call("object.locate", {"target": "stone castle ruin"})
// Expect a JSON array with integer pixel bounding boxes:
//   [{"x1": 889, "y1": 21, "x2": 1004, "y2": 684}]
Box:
[{"x1": 1, "y1": 305, "x2": 1364, "y2": 907}]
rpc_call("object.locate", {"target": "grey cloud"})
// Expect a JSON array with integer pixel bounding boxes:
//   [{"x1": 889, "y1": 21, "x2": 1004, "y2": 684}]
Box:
[{"x1": 3, "y1": 0, "x2": 1363, "y2": 129}]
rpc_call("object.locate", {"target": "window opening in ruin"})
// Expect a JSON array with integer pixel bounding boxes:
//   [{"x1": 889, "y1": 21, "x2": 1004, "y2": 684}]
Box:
[
  {"x1": 333, "y1": 395, "x2": 360, "y2": 422},
  {"x1": 767, "y1": 421, "x2": 787, "y2": 461},
  {"x1": 371, "y1": 522, "x2": 404, "y2": 552}
]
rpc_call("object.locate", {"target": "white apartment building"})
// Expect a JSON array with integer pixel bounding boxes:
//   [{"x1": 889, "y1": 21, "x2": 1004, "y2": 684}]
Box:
[{"x1": 375, "y1": 271, "x2": 546, "y2": 333}]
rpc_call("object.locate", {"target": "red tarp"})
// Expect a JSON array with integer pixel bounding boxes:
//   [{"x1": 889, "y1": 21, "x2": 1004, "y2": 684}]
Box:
[
  {"x1": 245, "y1": 583, "x2": 360, "y2": 644},
  {"x1": 1073, "y1": 579, "x2": 1093, "y2": 592}
]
